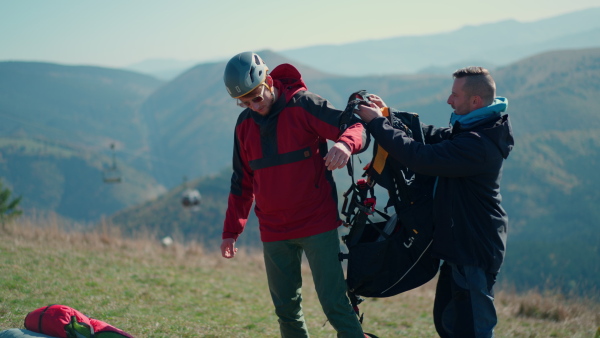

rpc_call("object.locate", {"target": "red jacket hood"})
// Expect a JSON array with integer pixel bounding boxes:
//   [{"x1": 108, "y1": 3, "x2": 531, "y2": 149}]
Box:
[{"x1": 270, "y1": 63, "x2": 307, "y2": 102}]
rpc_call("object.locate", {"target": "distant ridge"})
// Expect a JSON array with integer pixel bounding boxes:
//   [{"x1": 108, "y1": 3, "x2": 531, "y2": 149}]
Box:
[
  {"x1": 118, "y1": 8, "x2": 600, "y2": 80},
  {"x1": 279, "y1": 7, "x2": 600, "y2": 76},
  {"x1": 0, "y1": 61, "x2": 163, "y2": 153},
  {"x1": 125, "y1": 58, "x2": 200, "y2": 80}
]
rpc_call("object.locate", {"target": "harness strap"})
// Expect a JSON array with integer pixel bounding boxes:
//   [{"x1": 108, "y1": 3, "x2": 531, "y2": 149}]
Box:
[
  {"x1": 372, "y1": 107, "x2": 391, "y2": 174},
  {"x1": 347, "y1": 291, "x2": 365, "y2": 323}
]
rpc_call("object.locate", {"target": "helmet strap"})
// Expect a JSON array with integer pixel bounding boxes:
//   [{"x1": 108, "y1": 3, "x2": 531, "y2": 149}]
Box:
[{"x1": 265, "y1": 76, "x2": 277, "y2": 102}]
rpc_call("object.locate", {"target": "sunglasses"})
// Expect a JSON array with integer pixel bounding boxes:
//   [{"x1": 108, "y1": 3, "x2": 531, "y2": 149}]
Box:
[{"x1": 237, "y1": 84, "x2": 266, "y2": 108}]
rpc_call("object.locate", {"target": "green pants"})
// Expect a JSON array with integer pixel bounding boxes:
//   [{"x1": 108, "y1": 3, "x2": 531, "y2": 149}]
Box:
[{"x1": 263, "y1": 228, "x2": 364, "y2": 338}]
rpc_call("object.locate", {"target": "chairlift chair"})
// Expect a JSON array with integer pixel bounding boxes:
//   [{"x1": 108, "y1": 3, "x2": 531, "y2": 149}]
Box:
[
  {"x1": 103, "y1": 143, "x2": 122, "y2": 183},
  {"x1": 181, "y1": 188, "x2": 201, "y2": 207}
]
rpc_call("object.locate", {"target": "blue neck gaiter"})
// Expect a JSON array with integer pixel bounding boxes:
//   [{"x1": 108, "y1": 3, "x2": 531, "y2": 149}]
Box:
[{"x1": 449, "y1": 97, "x2": 508, "y2": 128}]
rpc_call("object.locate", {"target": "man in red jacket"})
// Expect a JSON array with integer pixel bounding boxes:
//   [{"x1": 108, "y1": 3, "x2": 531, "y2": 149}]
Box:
[{"x1": 220, "y1": 52, "x2": 368, "y2": 337}]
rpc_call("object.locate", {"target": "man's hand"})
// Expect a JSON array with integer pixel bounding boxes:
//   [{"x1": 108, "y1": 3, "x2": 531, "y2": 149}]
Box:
[
  {"x1": 221, "y1": 238, "x2": 238, "y2": 258},
  {"x1": 369, "y1": 94, "x2": 387, "y2": 109},
  {"x1": 324, "y1": 141, "x2": 351, "y2": 171},
  {"x1": 355, "y1": 94, "x2": 387, "y2": 123}
]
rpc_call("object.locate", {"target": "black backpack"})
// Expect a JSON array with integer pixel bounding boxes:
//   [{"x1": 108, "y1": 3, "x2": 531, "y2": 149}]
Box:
[{"x1": 339, "y1": 91, "x2": 440, "y2": 302}]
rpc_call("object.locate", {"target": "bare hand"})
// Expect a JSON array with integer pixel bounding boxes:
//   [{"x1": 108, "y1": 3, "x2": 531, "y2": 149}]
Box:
[
  {"x1": 221, "y1": 238, "x2": 238, "y2": 258},
  {"x1": 355, "y1": 102, "x2": 384, "y2": 123},
  {"x1": 324, "y1": 141, "x2": 351, "y2": 171},
  {"x1": 368, "y1": 94, "x2": 387, "y2": 108}
]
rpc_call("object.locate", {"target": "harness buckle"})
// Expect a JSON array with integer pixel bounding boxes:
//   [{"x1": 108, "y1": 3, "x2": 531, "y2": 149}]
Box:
[
  {"x1": 364, "y1": 197, "x2": 376, "y2": 214},
  {"x1": 357, "y1": 178, "x2": 368, "y2": 190}
]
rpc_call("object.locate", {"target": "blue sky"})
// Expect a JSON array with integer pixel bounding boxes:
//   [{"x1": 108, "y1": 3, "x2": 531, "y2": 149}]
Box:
[{"x1": 1, "y1": 0, "x2": 598, "y2": 68}]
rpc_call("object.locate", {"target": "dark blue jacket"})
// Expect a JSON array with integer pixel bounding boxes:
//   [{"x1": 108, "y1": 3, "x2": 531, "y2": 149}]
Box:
[{"x1": 366, "y1": 104, "x2": 514, "y2": 273}]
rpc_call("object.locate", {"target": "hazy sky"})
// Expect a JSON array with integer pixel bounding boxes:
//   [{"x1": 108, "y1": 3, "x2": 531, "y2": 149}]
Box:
[{"x1": 1, "y1": 0, "x2": 599, "y2": 68}]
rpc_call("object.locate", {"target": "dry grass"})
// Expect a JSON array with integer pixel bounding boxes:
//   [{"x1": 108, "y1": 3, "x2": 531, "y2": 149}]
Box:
[{"x1": 1, "y1": 216, "x2": 599, "y2": 337}]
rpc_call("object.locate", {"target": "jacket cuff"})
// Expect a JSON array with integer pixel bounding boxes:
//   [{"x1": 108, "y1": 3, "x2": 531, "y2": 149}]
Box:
[
  {"x1": 222, "y1": 232, "x2": 239, "y2": 241},
  {"x1": 366, "y1": 116, "x2": 388, "y2": 132}
]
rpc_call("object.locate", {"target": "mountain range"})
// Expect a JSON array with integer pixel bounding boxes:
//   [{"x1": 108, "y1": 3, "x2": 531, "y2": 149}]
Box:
[
  {"x1": 127, "y1": 7, "x2": 600, "y2": 80},
  {"x1": 280, "y1": 6, "x2": 600, "y2": 76}
]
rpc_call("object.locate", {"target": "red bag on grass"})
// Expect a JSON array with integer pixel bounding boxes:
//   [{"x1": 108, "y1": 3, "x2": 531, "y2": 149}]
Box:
[{"x1": 24, "y1": 305, "x2": 134, "y2": 338}]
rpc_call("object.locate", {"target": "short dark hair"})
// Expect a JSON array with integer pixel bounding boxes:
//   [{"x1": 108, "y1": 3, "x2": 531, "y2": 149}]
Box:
[{"x1": 453, "y1": 66, "x2": 496, "y2": 106}]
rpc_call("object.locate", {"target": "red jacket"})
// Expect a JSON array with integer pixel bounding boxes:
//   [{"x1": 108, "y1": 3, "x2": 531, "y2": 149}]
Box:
[{"x1": 222, "y1": 63, "x2": 367, "y2": 242}]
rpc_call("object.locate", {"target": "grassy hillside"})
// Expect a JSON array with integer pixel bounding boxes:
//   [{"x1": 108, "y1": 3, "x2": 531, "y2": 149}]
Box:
[{"x1": 1, "y1": 219, "x2": 599, "y2": 337}]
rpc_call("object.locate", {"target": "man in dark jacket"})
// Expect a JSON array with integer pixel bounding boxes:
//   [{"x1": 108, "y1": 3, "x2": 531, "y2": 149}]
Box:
[
  {"x1": 355, "y1": 67, "x2": 514, "y2": 337},
  {"x1": 220, "y1": 52, "x2": 368, "y2": 337}
]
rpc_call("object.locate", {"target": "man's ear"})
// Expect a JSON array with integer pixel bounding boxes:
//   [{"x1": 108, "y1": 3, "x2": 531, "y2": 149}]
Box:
[
  {"x1": 266, "y1": 75, "x2": 273, "y2": 87},
  {"x1": 471, "y1": 95, "x2": 484, "y2": 110}
]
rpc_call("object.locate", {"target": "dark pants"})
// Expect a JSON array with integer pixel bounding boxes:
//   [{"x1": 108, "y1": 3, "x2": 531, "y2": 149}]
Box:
[
  {"x1": 433, "y1": 261, "x2": 497, "y2": 338},
  {"x1": 263, "y1": 229, "x2": 364, "y2": 338}
]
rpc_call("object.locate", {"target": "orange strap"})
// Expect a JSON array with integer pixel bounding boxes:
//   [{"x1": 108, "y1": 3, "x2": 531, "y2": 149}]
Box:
[{"x1": 372, "y1": 107, "x2": 390, "y2": 174}]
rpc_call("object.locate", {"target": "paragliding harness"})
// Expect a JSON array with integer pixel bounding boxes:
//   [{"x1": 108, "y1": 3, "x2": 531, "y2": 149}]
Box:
[{"x1": 339, "y1": 90, "x2": 440, "y2": 321}]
